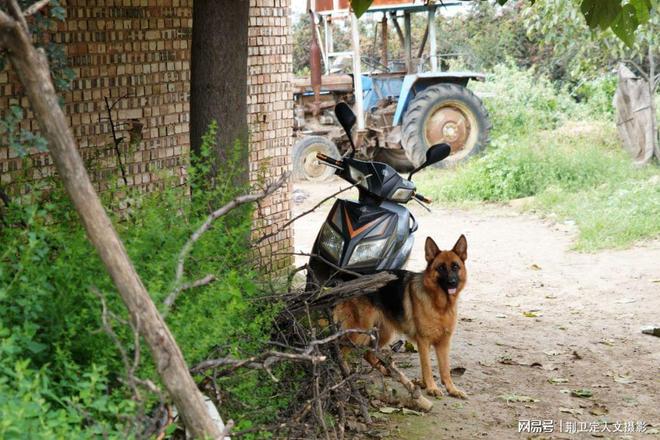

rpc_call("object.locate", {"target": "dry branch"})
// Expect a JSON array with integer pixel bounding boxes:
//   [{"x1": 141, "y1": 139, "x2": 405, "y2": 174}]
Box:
[
  {"x1": 92, "y1": 287, "x2": 167, "y2": 437},
  {"x1": 373, "y1": 351, "x2": 433, "y2": 412},
  {"x1": 190, "y1": 328, "x2": 374, "y2": 377},
  {"x1": 191, "y1": 270, "x2": 416, "y2": 437},
  {"x1": 254, "y1": 181, "x2": 358, "y2": 245},
  {"x1": 275, "y1": 250, "x2": 362, "y2": 279},
  {"x1": 102, "y1": 96, "x2": 129, "y2": 185},
  {"x1": 22, "y1": 0, "x2": 49, "y2": 17},
  {"x1": 283, "y1": 271, "x2": 397, "y2": 316}
]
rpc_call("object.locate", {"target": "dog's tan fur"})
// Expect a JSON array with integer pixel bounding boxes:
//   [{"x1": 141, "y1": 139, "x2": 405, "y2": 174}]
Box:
[{"x1": 334, "y1": 235, "x2": 468, "y2": 398}]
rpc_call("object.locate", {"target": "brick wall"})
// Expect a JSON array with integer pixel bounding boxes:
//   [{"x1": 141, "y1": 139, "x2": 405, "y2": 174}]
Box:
[
  {"x1": 0, "y1": 0, "x2": 293, "y2": 272},
  {"x1": 247, "y1": 0, "x2": 294, "y2": 273},
  {"x1": 1, "y1": 0, "x2": 193, "y2": 192}
]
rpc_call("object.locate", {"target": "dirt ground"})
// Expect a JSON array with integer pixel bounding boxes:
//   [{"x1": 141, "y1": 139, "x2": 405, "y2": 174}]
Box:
[{"x1": 292, "y1": 178, "x2": 660, "y2": 440}]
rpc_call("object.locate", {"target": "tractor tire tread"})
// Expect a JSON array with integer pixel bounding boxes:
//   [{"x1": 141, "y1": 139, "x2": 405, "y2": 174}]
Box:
[{"x1": 401, "y1": 83, "x2": 491, "y2": 168}]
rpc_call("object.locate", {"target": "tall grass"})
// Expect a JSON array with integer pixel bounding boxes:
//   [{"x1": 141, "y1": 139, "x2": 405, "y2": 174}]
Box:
[
  {"x1": 0, "y1": 123, "x2": 287, "y2": 437},
  {"x1": 417, "y1": 64, "x2": 660, "y2": 250}
]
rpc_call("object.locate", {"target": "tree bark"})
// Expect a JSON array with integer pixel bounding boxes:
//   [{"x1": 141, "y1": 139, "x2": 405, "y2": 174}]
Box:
[
  {"x1": 190, "y1": 0, "x2": 250, "y2": 175},
  {"x1": 0, "y1": 7, "x2": 221, "y2": 439},
  {"x1": 614, "y1": 63, "x2": 658, "y2": 164}
]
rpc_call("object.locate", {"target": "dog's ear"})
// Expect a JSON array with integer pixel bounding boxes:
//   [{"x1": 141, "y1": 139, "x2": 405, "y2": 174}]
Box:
[
  {"x1": 452, "y1": 234, "x2": 468, "y2": 261},
  {"x1": 425, "y1": 237, "x2": 440, "y2": 262}
]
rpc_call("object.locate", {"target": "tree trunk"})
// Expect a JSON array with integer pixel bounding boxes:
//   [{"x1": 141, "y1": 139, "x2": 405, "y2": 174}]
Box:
[
  {"x1": 0, "y1": 9, "x2": 221, "y2": 439},
  {"x1": 190, "y1": 0, "x2": 250, "y2": 175}
]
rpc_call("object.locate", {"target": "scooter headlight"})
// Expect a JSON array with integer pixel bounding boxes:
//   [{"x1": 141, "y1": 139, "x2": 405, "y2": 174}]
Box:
[
  {"x1": 389, "y1": 188, "x2": 414, "y2": 203},
  {"x1": 348, "y1": 238, "x2": 388, "y2": 266},
  {"x1": 319, "y1": 223, "x2": 344, "y2": 261}
]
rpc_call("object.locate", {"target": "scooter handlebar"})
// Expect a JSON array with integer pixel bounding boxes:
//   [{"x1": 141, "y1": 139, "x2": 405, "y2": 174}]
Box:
[
  {"x1": 316, "y1": 153, "x2": 343, "y2": 168},
  {"x1": 414, "y1": 193, "x2": 433, "y2": 204}
]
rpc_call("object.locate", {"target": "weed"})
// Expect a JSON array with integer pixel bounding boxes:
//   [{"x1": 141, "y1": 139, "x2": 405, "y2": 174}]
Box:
[
  {"x1": 420, "y1": 64, "x2": 660, "y2": 250},
  {"x1": 0, "y1": 122, "x2": 287, "y2": 436}
]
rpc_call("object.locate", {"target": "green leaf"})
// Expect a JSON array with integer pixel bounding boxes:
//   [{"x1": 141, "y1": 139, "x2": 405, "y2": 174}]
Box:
[
  {"x1": 580, "y1": 0, "x2": 599, "y2": 28},
  {"x1": 581, "y1": 0, "x2": 624, "y2": 29},
  {"x1": 611, "y1": 4, "x2": 639, "y2": 47},
  {"x1": 599, "y1": 1, "x2": 622, "y2": 30},
  {"x1": 582, "y1": 0, "x2": 623, "y2": 30},
  {"x1": 350, "y1": 0, "x2": 372, "y2": 18},
  {"x1": 10, "y1": 105, "x2": 23, "y2": 121},
  {"x1": 578, "y1": 0, "x2": 646, "y2": 45},
  {"x1": 629, "y1": 0, "x2": 651, "y2": 24},
  {"x1": 571, "y1": 388, "x2": 593, "y2": 398},
  {"x1": 26, "y1": 340, "x2": 47, "y2": 354},
  {"x1": 50, "y1": 0, "x2": 66, "y2": 21},
  {"x1": 499, "y1": 394, "x2": 539, "y2": 403}
]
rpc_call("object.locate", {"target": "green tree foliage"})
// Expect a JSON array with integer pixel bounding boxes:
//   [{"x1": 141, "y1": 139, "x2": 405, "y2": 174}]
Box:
[
  {"x1": 1, "y1": 1, "x2": 74, "y2": 91},
  {"x1": 293, "y1": 13, "x2": 351, "y2": 76},
  {"x1": 434, "y1": 2, "x2": 538, "y2": 72},
  {"x1": 523, "y1": 0, "x2": 658, "y2": 81},
  {"x1": 293, "y1": 14, "x2": 314, "y2": 76},
  {"x1": 349, "y1": 0, "x2": 654, "y2": 47}
]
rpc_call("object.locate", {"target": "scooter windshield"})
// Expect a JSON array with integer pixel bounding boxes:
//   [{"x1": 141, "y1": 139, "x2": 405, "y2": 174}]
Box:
[{"x1": 343, "y1": 158, "x2": 403, "y2": 200}]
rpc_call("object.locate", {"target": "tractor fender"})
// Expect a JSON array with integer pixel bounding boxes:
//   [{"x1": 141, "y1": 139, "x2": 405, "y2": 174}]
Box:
[{"x1": 393, "y1": 72, "x2": 486, "y2": 126}]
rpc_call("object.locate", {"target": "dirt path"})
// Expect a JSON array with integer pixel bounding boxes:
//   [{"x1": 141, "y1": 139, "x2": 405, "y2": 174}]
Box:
[{"x1": 292, "y1": 179, "x2": 660, "y2": 440}]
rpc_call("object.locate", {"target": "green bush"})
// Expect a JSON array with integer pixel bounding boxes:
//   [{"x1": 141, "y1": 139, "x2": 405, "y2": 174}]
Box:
[
  {"x1": 0, "y1": 121, "x2": 287, "y2": 436},
  {"x1": 0, "y1": 355, "x2": 133, "y2": 440},
  {"x1": 419, "y1": 126, "x2": 659, "y2": 249},
  {"x1": 420, "y1": 123, "x2": 629, "y2": 202},
  {"x1": 418, "y1": 64, "x2": 660, "y2": 250},
  {"x1": 571, "y1": 74, "x2": 618, "y2": 118},
  {"x1": 470, "y1": 62, "x2": 582, "y2": 139}
]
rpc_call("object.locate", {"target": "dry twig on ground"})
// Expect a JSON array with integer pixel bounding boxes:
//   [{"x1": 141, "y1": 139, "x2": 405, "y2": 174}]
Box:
[{"x1": 191, "y1": 270, "x2": 428, "y2": 438}]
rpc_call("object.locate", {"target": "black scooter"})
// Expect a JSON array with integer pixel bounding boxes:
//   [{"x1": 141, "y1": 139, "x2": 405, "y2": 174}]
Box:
[{"x1": 306, "y1": 103, "x2": 451, "y2": 288}]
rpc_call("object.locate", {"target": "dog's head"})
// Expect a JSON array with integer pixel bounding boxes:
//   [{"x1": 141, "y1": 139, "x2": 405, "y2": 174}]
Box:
[{"x1": 423, "y1": 235, "x2": 468, "y2": 298}]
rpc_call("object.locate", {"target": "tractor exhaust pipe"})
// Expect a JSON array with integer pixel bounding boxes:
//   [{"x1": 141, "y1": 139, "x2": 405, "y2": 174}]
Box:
[{"x1": 309, "y1": 9, "x2": 322, "y2": 116}]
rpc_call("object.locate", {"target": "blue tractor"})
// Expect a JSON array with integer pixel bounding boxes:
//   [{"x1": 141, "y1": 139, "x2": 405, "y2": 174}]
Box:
[{"x1": 292, "y1": 1, "x2": 491, "y2": 181}]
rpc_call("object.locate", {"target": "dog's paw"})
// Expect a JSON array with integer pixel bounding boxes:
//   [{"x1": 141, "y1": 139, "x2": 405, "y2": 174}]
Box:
[
  {"x1": 447, "y1": 387, "x2": 468, "y2": 399},
  {"x1": 426, "y1": 387, "x2": 444, "y2": 398}
]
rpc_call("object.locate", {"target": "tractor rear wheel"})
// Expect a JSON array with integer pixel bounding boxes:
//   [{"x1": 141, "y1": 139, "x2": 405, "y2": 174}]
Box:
[
  {"x1": 373, "y1": 147, "x2": 415, "y2": 173},
  {"x1": 292, "y1": 136, "x2": 341, "y2": 181},
  {"x1": 401, "y1": 83, "x2": 490, "y2": 168}
]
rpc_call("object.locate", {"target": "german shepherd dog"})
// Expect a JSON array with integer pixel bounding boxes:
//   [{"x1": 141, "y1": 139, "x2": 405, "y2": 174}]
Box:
[{"x1": 334, "y1": 235, "x2": 468, "y2": 399}]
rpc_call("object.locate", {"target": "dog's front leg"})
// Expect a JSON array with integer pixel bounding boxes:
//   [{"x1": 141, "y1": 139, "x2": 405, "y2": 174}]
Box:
[
  {"x1": 417, "y1": 338, "x2": 442, "y2": 397},
  {"x1": 434, "y1": 338, "x2": 467, "y2": 399}
]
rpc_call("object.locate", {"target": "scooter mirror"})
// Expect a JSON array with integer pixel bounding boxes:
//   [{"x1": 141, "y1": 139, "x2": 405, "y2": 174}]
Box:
[
  {"x1": 335, "y1": 102, "x2": 357, "y2": 156},
  {"x1": 425, "y1": 143, "x2": 451, "y2": 166},
  {"x1": 408, "y1": 143, "x2": 452, "y2": 180},
  {"x1": 335, "y1": 102, "x2": 356, "y2": 132}
]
